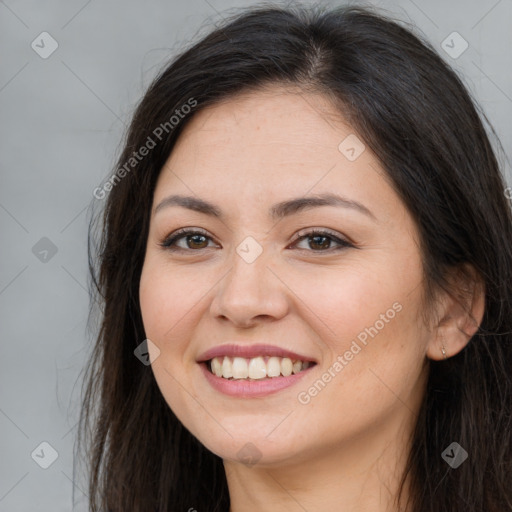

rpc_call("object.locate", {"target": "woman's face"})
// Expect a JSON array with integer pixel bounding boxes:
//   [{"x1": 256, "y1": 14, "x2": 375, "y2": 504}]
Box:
[{"x1": 139, "y1": 86, "x2": 433, "y2": 467}]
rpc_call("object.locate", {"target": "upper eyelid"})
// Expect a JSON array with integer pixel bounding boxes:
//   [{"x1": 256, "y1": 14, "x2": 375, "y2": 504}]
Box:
[{"x1": 294, "y1": 227, "x2": 344, "y2": 239}]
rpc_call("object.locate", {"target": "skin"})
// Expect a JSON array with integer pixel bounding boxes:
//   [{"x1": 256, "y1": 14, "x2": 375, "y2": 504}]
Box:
[{"x1": 139, "y1": 85, "x2": 484, "y2": 511}]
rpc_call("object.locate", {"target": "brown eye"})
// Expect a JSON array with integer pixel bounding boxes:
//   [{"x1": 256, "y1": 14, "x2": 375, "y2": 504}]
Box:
[
  {"x1": 185, "y1": 234, "x2": 209, "y2": 249},
  {"x1": 161, "y1": 229, "x2": 216, "y2": 251},
  {"x1": 292, "y1": 230, "x2": 353, "y2": 252},
  {"x1": 308, "y1": 235, "x2": 332, "y2": 250}
]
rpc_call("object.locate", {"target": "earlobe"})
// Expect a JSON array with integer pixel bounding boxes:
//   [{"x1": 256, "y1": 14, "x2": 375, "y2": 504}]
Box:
[{"x1": 426, "y1": 264, "x2": 485, "y2": 361}]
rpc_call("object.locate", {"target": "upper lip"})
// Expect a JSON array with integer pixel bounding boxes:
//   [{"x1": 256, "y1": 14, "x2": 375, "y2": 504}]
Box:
[{"x1": 196, "y1": 344, "x2": 317, "y2": 363}]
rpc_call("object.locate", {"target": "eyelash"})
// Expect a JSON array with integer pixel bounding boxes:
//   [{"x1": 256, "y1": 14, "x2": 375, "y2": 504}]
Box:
[{"x1": 159, "y1": 227, "x2": 354, "y2": 254}]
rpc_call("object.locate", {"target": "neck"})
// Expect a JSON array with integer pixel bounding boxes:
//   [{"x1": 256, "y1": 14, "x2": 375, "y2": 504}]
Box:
[{"x1": 224, "y1": 409, "x2": 416, "y2": 512}]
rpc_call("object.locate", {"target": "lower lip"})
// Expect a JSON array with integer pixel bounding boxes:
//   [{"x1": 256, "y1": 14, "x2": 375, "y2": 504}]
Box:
[{"x1": 199, "y1": 362, "x2": 314, "y2": 398}]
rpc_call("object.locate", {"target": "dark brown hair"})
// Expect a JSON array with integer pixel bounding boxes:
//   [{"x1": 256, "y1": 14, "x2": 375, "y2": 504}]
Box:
[{"x1": 77, "y1": 3, "x2": 512, "y2": 511}]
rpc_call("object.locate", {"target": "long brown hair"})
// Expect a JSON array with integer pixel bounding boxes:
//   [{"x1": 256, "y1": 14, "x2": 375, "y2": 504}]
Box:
[{"x1": 77, "y1": 3, "x2": 512, "y2": 511}]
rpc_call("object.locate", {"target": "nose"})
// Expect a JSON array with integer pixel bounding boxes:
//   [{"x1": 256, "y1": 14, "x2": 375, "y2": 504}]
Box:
[{"x1": 209, "y1": 243, "x2": 289, "y2": 328}]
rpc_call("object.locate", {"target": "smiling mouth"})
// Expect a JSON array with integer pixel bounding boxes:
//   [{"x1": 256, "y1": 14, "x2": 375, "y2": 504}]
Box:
[{"x1": 207, "y1": 356, "x2": 315, "y2": 380}]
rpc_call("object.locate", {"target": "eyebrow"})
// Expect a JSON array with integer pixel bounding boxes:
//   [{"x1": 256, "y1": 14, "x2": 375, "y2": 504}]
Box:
[{"x1": 154, "y1": 193, "x2": 376, "y2": 221}]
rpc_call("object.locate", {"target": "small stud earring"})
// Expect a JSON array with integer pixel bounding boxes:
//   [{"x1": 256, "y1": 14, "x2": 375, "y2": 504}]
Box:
[{"x1": 441, "y1": 344, "x2": 448, "y2": 360}]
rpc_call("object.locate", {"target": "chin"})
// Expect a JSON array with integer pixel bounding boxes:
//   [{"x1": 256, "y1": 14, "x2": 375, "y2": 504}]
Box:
[{"x1": 183, "y1": 412, "x2": 316, "y2": 468}]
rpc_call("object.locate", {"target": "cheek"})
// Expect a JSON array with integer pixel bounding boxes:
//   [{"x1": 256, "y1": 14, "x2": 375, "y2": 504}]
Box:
[
  {"x1": 139, "y1": 260, "x2": 207, "y2": 347},
  {"x1": 139, "y1": 267, "x2": 192, "y2": 384},
  {"x1": 292, "y1": 255, "x2": 427, "y2": 401},
  {"x1": 139, "y1": 262, "x2": 204, "y2": 422},
  {"x1": 139, "y1": 268, "x2": 171, "y2": 342},
  {"x1": 138, "y1": 257, "x2": 221, "y2": 403},
  {"x1": 290, "y1": 259, "x2": 420, "y2": 353}
]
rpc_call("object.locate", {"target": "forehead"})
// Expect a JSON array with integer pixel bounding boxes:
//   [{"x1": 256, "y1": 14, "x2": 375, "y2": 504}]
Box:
[
  {"x1": 152, "y1": 86, "x2": 399, "y2": 224},
  {"x1": 173, "y1": 86, "x2": 350, "y2": 160}
]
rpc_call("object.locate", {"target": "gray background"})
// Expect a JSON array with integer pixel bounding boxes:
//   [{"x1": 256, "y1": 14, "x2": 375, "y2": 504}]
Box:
[{"x1": 1, "y1": 0, "x2": 511, "y2": 510}]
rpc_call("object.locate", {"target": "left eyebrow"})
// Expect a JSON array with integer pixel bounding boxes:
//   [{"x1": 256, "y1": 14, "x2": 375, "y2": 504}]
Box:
[
  {"x1": 269, "y1": 193, "x2": 376, "y2": 221},
  {"x1": 153, "y1": 192, "x2": 376, "y2": 221}
]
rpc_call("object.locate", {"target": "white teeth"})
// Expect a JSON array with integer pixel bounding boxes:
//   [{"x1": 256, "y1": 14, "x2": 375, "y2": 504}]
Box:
[
  {"x1": 281, "y1": 357, "x2": 293, "y2": 377},
  {"x1": 211, "y1": 357, "x2": 223, "y2": 377},
  {"x1": 221, "y1": 357, "x2": 233, "y2": 378},
  {"x1": 232, "y1": 357, "x2": 248, "y2": 379},
  {"x1": 209, "y1": 356, "x2": 312, "y2": 380},
  {"x1": 267, "y1": 356, "x2": 281, "y2": 377},
  {"x1": 248, "y1": 356, "x2": 266, "y2": 379}
]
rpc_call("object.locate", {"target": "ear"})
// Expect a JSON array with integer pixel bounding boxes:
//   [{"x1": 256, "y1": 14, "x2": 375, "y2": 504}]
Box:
[{"x1": 426, "y1": 263, "x2": 486, "y2": 361}]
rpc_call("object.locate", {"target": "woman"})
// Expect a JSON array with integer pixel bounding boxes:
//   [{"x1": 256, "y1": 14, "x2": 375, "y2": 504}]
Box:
[{"x1": 79, "y1": 3, "x2": 512, "y2": 511}]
